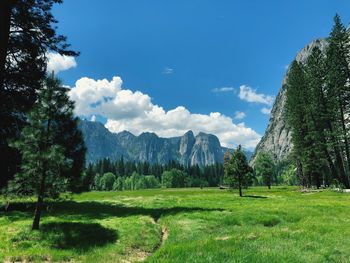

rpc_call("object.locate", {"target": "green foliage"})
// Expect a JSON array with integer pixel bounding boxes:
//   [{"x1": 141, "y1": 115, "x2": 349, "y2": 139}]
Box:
[
  {"x1": 224, "y1": 145, "x2": 253, "y2": 196},
  {"x1": 285, "y1": 14, "x2": 350, "y2": 188},
  {"x1": 8, "y1": 75, "x2": 82, "y2": 198},
  {"x1": 99, "y1": 173, "x2": 116, "y2": 191},
  {"x1": 254, "y1": 152, "x2": 275, "y2": 189},
  {"x1": 88, "y1": 158, "x2": 224, "y2": 191},
  {"x1": 113, "y1": 177, "x2": 124, "y2": 191},
  {"x1": 7, "y1": 75, "x2": 85, "y2": 229},
  {"x1": 0, "y1": 0, "x2": 78, "y2": 189},
  {"x1": 161, "y1": 169, "x2": 190, "y2": 188},
  {"x1": 281, "y1": 165, "x2": 298, "y2": 186}
]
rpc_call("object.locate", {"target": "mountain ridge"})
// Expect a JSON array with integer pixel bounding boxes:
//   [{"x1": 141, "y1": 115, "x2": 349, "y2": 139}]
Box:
[{"x1": 78, "y1": 120, "x2": 252, "y2": 166}]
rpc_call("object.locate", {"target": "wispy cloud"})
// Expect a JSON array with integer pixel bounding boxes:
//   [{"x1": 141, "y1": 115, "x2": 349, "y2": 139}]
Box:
[
  {"x1": 234, "y1": 111, "x2": 246, "y2": 120},
  {"x1": 238, "y1": 85, "x2": 274, "y2": 105},
  {"x1": 211, "y1": 86, "x2": 235, "y2": 93},
  {"x1": 162, "y1": 67, "x2": 174, "y2": 74},
  {"x1": 261, "y1": 107, "x2": 272, "y2": 115}
]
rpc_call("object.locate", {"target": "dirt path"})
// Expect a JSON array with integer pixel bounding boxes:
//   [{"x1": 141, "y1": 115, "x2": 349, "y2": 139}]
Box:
[{"x1": 151, "y1": 216, "x2": 168, "y2": 249}]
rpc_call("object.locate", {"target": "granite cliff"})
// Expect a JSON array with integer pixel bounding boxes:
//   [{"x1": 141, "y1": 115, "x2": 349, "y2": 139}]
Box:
[
  {"x1": 79, "y1": 120, "x2": 252, "y2": 166},
  {"x1": 250, "y1": 38, "x2": 328, "y2": 165}
]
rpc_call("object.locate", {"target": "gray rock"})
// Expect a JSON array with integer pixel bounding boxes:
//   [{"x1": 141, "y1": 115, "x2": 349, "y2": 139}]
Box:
[
  {"x1": 250, "y1": 38, "x2": 328, "y2": 165},
  {"x1": 79, "y1": 120, "x2": 253, "y2": 166}
]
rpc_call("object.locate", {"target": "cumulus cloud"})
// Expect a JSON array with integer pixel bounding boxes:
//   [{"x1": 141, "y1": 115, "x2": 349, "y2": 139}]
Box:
[
  {"x1": 68, "y1": 76, "x2": 123, "y2": 116},
  {"x1": 69, "y1": 76, "x2": 261, "y2": 149},
  {"x1": 47, "y1": 53, "x2": 77, "y2": 73},
  {"x1": 238, "y1": 85, "x2": 274, "y2": 105},
  {"x1": 234, "y1": 111, "x2": 246, "y2": 120},
  {"x1": 261, "y1": 107, "x2": 272, "y2": 115},
  {"x1": 212, "y1": 86, "x2": 235, "y2": 93}
]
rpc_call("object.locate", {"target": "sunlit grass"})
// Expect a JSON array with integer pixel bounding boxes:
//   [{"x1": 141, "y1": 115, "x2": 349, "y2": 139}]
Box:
[{"x1": 1, "y1": 187, "x2": 350, "y2": 262}]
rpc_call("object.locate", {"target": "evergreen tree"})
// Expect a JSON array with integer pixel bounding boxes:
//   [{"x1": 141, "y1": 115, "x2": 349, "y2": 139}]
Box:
[
  {"x1": 304, "y1": 46, "x2": 337, "y2": 186},
  {"x1": 326, "y1": 14, "x2": 350, "y2": 181},
  {"x1": 285, "y1": 60, "x2": 310, "y2": 186},
  {"x1": 224, "y1": 145, "x2": 252, "y2": 197},
  {"x1": 0, "y1": 0, "x2": 78, "y2": 188},
  {"x1": 254, "y1": 152, "x2": 275, "y2": 189},
  {"x1": 8, "y1": 74, "x2": 85, "y2": 230}
]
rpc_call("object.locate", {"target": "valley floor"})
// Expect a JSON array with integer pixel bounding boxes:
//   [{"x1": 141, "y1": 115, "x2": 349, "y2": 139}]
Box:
[{"x1": 1, "y1": 187, "x2": 350, "y2": 262}]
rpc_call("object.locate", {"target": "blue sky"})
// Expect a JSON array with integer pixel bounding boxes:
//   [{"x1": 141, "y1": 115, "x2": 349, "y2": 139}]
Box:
[{"x1": 50, "y1": 0, "x2": 350, "y2": 149}]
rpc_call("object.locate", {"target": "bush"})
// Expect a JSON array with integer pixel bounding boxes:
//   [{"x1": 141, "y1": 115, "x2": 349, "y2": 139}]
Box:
[
  {"x1": 113, "y1": 177, "x2": 124, "y2": 191},
  {"x1": 161, "y1": 169, "x2": 189, "y2": 188},
  {"x1": 281, "y1": 165, "x2": 297, "y2": 186},
  {"x1": 99, "y1": 172, "x2": 116, "y2": 191}
]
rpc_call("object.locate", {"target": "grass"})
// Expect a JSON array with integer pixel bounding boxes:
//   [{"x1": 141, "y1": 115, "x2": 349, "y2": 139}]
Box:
[{"x1": 1, "y1": 186, "x2": 350, "y2": 262}]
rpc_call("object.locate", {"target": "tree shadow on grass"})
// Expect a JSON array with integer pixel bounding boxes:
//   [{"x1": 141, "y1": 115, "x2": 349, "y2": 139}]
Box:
[
  {"x1": 2, "y1": 201, "x2": 225, "y2": 222},
  {"x1": 242, "y1": 195, "x2": 267, "y2": 199},
  {"x1": 40, "y1": 222, "x2": 118, "y2": 251}
]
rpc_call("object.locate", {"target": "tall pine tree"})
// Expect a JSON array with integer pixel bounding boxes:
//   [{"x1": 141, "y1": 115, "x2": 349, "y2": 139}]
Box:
[{"x1": 8, "y1": 74, "x2": 85, "y2": 230}]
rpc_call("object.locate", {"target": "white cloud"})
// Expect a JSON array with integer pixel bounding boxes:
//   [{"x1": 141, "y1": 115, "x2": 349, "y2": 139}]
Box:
[
  {"x1": 47, "y1": 53, "x2": 77, "y2": 73},
  {"x1": 90, "y1": 115, "x2": 97, "y2": 122},
  {"x1": 261, "y1": 107, "x2": 272, "y2": 115},
  {"x1": 68, "y1": 76, "x2": 122, "y2": 116},
  {"x1": 162, "y1": 67, "x2": 174, "y2": 74},
  {"x1": 238, "y1": 85, "x2": 274, "y2": 105},
  {"x1": 234, "y1": 111, "x2": 246, "y2": 120},
  {"x1": 212, "y1": 87, "x2": 235, "y2": 93},
  {"x1": 69, "y1": 76, "x2": 261, "y2": 149}
]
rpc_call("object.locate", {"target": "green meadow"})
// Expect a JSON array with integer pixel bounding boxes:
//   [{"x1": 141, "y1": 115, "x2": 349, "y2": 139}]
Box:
[{"x1": 1, "y1": 187, "x2": 350, "y2": 262}]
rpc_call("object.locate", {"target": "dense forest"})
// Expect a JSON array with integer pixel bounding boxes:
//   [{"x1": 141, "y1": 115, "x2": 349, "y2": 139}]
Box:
[{"x1": 83, "y1": 158, "x2": 224, "y2": 191}]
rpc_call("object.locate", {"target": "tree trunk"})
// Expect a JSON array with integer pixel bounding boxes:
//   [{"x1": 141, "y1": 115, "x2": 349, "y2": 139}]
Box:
[
  {"x1": 339, "y1": 103, "x2": 350, "y2": 176},
  {"x1": 239, "y1": 185, "x2": 242, "y2": 197},
  {"x1": 268, "y1": 185, "x2": 271, "y2": 189},
  {"x1": 32, "y1": 193, "x2": 43, "y2": 230},
  {"x1": 32, "y1": 170, "x2": 46, "y2": 230},
  {"x1": 0, "y1": 0, "x2": 11, "y2": 87},
  {"x1": 296, "y1": 158, "x2": 304, "y2": 187},
  {"x1": 325, "y1": 121, "x2": 350, "y2": 188}
]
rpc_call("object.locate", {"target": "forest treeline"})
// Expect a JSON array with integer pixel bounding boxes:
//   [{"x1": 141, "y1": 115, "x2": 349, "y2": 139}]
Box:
[
  {"x1": 82, "y1": 154, "x2": 297, "y2": 193},
  {"x1": 83, "y1": 158, "x2": 224, "y2": 191},
  {"x1": 285, "y1": 15, "x2": 350, "y2": 188}
]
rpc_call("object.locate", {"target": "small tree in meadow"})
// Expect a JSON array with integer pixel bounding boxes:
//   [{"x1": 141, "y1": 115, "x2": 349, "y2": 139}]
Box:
[
  {"x1": 8, "y1": 75, "x2": 85, "y2": 230},
  {"x1": 255, "y1": 152, "x2": 275, "y2": 189},
  {"x1": 224, "y1": 145, "x2": 252, "y2": 197}
]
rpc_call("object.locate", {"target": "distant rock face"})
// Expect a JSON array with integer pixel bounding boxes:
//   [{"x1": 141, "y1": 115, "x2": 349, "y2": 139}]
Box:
[
  {"x1": 190, "y1": 133, "x2": 223, "y2": 166},
  {"x1": 250, "y1": 38, "x2": 328, "y2": 165},
  {"x1": 79, "y1": 120, "x2": 252, "y2": 166}
]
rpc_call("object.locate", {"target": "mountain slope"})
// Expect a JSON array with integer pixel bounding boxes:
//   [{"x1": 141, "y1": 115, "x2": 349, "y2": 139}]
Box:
[
  {"x1": 250, "y1": 38, "x2": 328, "y2": 165},
  {"x1": 79, "y1": 120, "x2": 252, "y2": 166}
]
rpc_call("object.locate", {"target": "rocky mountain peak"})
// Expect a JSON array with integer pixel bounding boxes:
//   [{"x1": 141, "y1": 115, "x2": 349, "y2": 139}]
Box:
[{"x1": 78, "y1": 120, "x2": 252, "y2": 166}]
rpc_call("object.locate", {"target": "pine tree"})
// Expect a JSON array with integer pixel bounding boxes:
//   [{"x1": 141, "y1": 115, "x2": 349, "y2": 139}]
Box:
[
  {"x1": 0, "y1": 0, "x2": 78, "y2": 189},
  {"x1": 8, "y1": 74, "x2": 85, "y2": 230},
  {"x1": 326, "y1": 14, "x2": 350, "y2": 182},
  {"x1": 254, "y1": 152, "x2": 275, "y2": 189},
  {"x1": 285, "y1": 60, "x2": 310, "y2": 186},
  {"x1": 224, "y1": 145, "x2": 252, "y2": 197}
]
